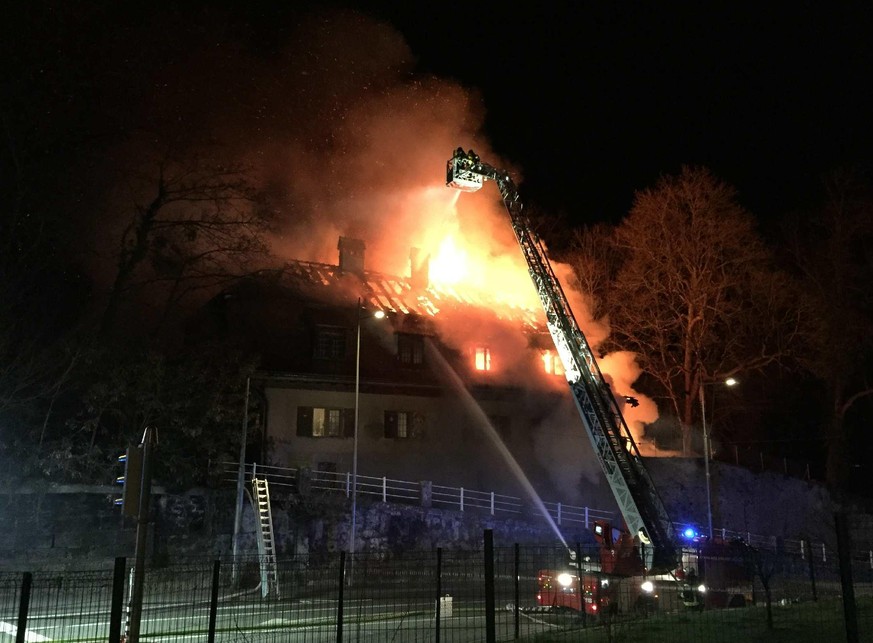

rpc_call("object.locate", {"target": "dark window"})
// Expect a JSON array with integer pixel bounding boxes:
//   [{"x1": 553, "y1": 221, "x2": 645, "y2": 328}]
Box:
[
  {"x1": 314, "y1": 326, "x2": 346, "y2": 360},
  {"x1": 397, "y1": 333, "x2": 425, "y2": 365},
  {"x1": 297, "y1": 406, "x2": 355, "y2": 437},
  {"x1": 385, "y1": 411, "x2": 424, "y2": 439}
]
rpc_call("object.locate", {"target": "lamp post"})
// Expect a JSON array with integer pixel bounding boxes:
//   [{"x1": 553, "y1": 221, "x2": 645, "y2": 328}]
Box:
[
  {"x1": 699, "y1": 377, "x2": 737, "y2": 539},
  {"x1": 349, "y1": 298, "x2": 385, "y2": 580},
  {"x1": 232, "y1": 376, "x2": 251, "y2": 588}
]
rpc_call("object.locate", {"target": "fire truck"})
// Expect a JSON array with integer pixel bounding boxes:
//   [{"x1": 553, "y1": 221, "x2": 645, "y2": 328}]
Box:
[{"x1": 445, "y1": 148, "x2": 750, "y2": 615}]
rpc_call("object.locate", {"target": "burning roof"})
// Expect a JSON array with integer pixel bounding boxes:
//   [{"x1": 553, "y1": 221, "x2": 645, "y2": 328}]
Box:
[{"x1": 280, "y1": 237, "x2": 544, "y2": 330}]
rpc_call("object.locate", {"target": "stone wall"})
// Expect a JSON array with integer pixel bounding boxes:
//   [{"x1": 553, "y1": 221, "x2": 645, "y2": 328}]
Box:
[
  {"x1": 0, "y1": 486, "x2": 135, "y2": 569},
  {"x1": 2, "y1": 463, "x2": 871, "y2": 571},
  {"x1": 0, "y1": 484, "x2": 587, "y2": 570}
]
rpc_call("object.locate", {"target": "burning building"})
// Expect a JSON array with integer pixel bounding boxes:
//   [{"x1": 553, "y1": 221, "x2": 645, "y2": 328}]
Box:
[{"x1": 195, "y1": 234, "x2": 620, "y2": 507}]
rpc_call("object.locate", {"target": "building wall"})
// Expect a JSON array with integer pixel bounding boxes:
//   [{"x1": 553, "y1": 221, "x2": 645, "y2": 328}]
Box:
[
  {"x1": 195, "y1": 271, "x2": 583, "y2": 505},
  {"x1": 265, "y1": 383, "x2": 561, "y2": 497}
]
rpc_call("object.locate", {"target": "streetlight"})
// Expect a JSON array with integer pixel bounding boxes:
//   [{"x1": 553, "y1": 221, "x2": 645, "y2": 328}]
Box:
[
  {"x1": 349, "y1": 298, "x2": 385, "y2": 577},
  {"x1": 699, "y1": 377, "x2": 738, "y2": 539}
]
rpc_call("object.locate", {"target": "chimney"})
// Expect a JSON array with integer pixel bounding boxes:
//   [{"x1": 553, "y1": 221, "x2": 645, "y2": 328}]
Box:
[
  {"x1": 409, "y1": 247, "x2": 430, "y2": 289},
  {"x1": 338, "y1": 236, "x2": 366, "y2": 275}
]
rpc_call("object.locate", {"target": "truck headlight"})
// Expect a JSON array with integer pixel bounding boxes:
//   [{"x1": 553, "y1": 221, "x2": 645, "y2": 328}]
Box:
[
  {"x1": 640, "y1": 581, "x2": 654, "y2": 593},
  {"x1": 557, "y1": 573, "x2": 574, "y2": 587},
  {"x1": 697, "y1": 584, "x2": 706, "y2": 593}
]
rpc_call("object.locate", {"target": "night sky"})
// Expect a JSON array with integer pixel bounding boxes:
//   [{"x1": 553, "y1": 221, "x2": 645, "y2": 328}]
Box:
[
  {"x1": 371, "y1": 1, "x2": 873, "y2": 226},
  {"x1": 6, "y1": 2, "x2": 872, "y2": 233}
]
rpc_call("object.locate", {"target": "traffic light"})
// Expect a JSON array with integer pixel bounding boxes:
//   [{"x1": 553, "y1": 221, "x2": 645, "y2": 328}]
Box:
[{"x1": 115, "y1": 445, "x2": 143, "y2": 519}]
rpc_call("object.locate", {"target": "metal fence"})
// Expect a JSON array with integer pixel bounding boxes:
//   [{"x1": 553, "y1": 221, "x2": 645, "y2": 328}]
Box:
[
  {"x1": 3, "y1": 527, "x2": 872, "y2": 643},
  {"x1": 220, "y1": 461, "x2": 616, "y2": 529},
  {"x1": 218, "y1": 462, "x2": 836, "y2": 558}
]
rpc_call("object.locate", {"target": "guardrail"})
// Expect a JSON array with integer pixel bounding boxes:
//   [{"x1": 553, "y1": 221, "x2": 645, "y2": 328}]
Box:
[
  {"x1": 217, "y1": 461, "x2": 614, "y2": 529},
  {"x1": 218, "y1": 461, "x2": 845, "y2": 562}
]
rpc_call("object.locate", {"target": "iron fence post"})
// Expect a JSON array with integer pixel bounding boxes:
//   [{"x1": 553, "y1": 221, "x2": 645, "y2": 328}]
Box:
[
  {"x1": 514, "y1": 543, "x2": 520, "y2": 640},
  {"x1": 336, "y1": 551, "x2": 345, "y2": 643},
  {"x1": 835, "y1": 512, "x2": 859, "y2": 643},
  {"x1": 207, "y1": 560, "x2": 220, "y2": 643},
  {"x1": 15, "y1": 571, "x2": 31, "y2": 643},
  {"x1": 435, "y1": 547, "x2": 442, "y2": 643},
  {"x1": 576, "y1": 542, "x2": 587, "y2": 629},
  {"x1": 484, "y1": 529, "x2": 495, "y2": 643},
  {"x1": 109, "y1": 557, "x2": 126, "y2": 643},
  {"x1": 802, "y1": 538, "x2": 818, "y2": 601}
]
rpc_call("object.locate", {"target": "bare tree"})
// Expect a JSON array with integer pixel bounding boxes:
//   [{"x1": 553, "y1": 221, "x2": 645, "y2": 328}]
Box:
[
  {"x1": 569, "y1": 166, "x2": 805, "y2": 455},
  {"x1": 98, "y1": 142, "x2": 272, "y2": 336},
  {"x1": 783, "y1": 168, "x2": 873, "y2": 493},
  {"x1": 738, "y1": 540, "x2": 783, "y2": 630}
]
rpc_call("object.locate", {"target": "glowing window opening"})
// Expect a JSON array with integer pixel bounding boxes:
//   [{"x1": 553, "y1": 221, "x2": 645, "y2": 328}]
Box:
[
  {"x1": 299, "y1": 406, "x2": 353, "y2": 438},
  {"x1": 474, "y1": 347, "x2": 492, "y2": 371},
  {"x1": 541, "y1": 350, "x2": 564, "y2": 376}
]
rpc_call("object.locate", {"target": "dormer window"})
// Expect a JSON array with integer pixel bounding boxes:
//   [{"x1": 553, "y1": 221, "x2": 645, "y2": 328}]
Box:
[
  {"x1": 397, "y1": 333, "x2": 425, "y2": 366},
  {"x1": 314, "y1": 325, "x2": 346, "y2": 360},
  {"x1": 542, "y1": 350, "x2": 564, "y2": 376},
  {"x1": 474, "y1": 346, "x2": 492, "y2": 371}
]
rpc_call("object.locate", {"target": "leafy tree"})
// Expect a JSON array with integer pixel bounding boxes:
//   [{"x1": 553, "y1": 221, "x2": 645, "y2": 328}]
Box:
[
  {"x1": 568, "y1": 166, "x2": 805, "y2": 455},
  {"x1": 12, "y1": 339, "x2": 260, "y2": 489},
  {"x1": 782, "y1": 168, "x2": 873, "y2": 493}
]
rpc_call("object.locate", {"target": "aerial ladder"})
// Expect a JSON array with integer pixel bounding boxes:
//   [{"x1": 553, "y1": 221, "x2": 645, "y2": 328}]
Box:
[{"x1": 445, "y1": 148, "x2": 678, "y2": 573}]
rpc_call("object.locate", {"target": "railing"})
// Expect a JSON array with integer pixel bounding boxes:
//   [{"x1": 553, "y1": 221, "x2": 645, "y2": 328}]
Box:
[
  {"x1": 220, "y1": 461, "x2": 614, "y2": 529},
  {"x1": 221, "y1": 461, "x2": 849, "y2": 563}
]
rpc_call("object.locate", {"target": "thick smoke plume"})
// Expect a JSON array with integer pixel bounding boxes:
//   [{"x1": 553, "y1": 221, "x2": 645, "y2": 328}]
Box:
[
  {"x1": 248, "y1": 8, "x2": 662, "y2": 482},
  {"x1": 84, "y1": 6, "x2": 663, "y2": 500}
]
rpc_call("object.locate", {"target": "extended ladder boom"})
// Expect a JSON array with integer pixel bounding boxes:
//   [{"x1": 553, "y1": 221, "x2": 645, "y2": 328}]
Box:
[{"x1": 446, "y1": 148, "x2": 677, "y2": 572}]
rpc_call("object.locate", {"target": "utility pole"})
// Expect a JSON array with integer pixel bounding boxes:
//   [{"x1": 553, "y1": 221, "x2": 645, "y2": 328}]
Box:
[
  {"x1": 126, "y1": 426, "x2": 157, "y2": 643},
  {"x1": 699, "y1": 387, "x2": 713, "y2": 539},
  {"x1": 232, "y1": 376, "x2": 251, "y2": 587}
]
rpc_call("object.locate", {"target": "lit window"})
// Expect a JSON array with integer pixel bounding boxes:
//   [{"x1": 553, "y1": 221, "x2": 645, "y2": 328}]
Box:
[
  {"x1": 475, "y1": 347, "x2": 492, "y2": 371},
  {"x1": 297, "y1": 406, "x2": 354, "y2": 438},
  {"x1": 542, "y1": 350, "x2": 564, "y2": 376}
]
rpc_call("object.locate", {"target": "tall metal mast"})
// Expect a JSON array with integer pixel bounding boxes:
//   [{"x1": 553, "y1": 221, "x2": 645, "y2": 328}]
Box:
[{"x1": 446, "y1": 148, "x2": 677, "y2": 572}]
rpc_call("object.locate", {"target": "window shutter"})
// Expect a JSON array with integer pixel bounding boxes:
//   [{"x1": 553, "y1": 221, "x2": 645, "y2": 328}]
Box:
[
  {"x1": 343, "y1": 408, "x2": 356, "y2": 437},
  {"x1": 384, "y1": 411, "x2": 398, "y2": 438},
  {"x1": 412, "y1": 412, "x2": 425, "y2": 438},
  {"x1": 297, "y1": 406, "x2": 313, "y2": 437}
]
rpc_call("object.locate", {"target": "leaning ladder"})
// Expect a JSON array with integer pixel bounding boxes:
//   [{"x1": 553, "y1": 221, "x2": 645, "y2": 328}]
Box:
[{"x1": 251, "y1": 476, "x2": 280, "y2": 598}]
